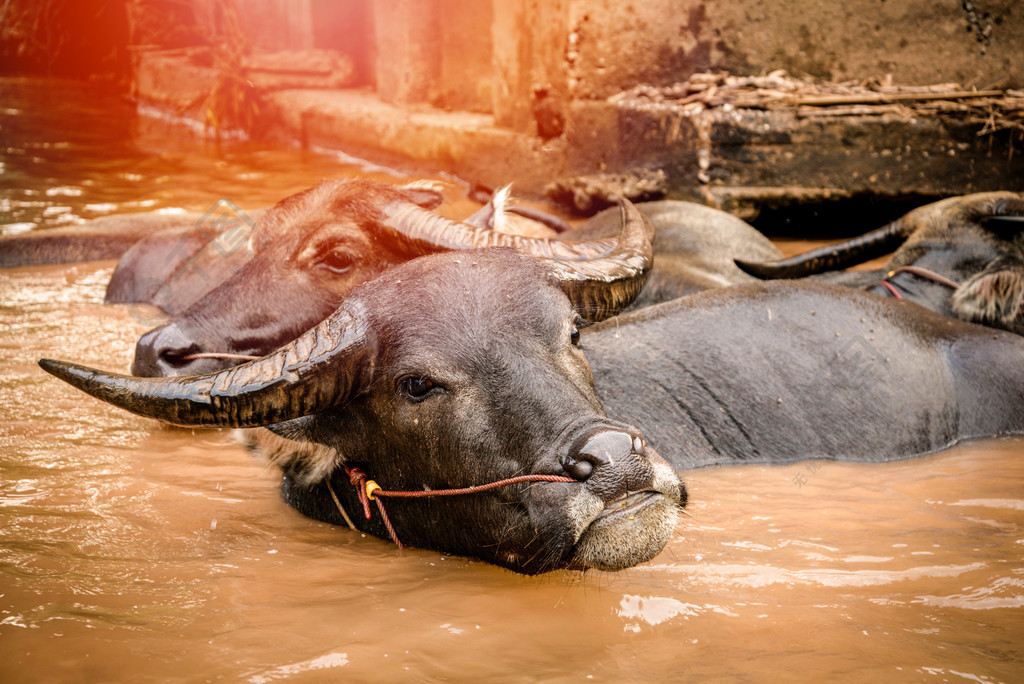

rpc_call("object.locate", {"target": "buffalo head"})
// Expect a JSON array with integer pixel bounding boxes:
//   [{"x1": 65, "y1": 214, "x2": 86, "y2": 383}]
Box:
[
  {"x1": 736, "y1": 192, "x2": 1024, "y2": 334},
  {"x1": 40, "y1": 202, "x2": 686, "y2": 574}
]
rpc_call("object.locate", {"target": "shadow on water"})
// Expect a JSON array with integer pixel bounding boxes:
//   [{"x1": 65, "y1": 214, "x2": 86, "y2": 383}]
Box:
[{"x1": 1, "y1": 78, "x2": 1022, "y2": 682}]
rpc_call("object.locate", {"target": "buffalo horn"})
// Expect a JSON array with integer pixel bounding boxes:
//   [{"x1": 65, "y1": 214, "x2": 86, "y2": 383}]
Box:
[
  {"x1": 380, "y1": 198, "x2": 653, "y2": 320},
  {"x1": 979, "y1": 198, "x2": 1024, "y2": 238},
  {"x1": 379, "y1": 199, "x2": 644, "y2": 263},
  {"x1": 735, "y1": 219, "x2": 913, "y2": 279},
  {"x1": 545, "y1": 200, "x2": 652, "y2": 320},
  {"x1": 38, "y1": 306, "x2": 372, "y2": 428}
]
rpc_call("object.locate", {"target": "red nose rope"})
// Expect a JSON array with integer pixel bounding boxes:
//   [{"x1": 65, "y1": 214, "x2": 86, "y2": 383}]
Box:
[
  {"x1": 326, "y1": 465, "x2": 575, "y2": 549},
  {"x1": 879, "y1": 265, "x2": 961, "y2": 300}
]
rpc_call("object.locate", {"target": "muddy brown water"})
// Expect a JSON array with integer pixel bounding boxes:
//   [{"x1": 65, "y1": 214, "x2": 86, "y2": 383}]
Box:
[{"x1": 2, "y1": 78, "x2": 1023, "y2": 682}]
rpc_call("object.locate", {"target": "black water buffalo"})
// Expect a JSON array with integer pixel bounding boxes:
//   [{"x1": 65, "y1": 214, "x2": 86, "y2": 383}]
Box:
[
  {"x1": 39, "y1": 205, "x2": 1024, "y2": 572},
  {"x1": 738, "y1": 192, "x2": 1024, "y2": 335},
  {"x1": 42, "y1": 204, "x2": 689, "y2": 574},
  {"x1": 559, "y1": 199, "x2": 782, "y2": 307}
]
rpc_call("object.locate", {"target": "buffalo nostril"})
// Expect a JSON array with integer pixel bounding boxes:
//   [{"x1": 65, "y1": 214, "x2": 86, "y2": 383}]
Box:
[
  {"x1": 159, "y1": 345, "x2": 201, "y2": 368},
  {"x1": 564, "y1": 458, "x2": 594, "y2": 481},
  {"x1": 563, "y1": 429, "x2": 635, "y2": 482}
]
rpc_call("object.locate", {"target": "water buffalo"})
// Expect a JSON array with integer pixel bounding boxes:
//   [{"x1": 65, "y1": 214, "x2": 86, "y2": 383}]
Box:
[
  {"x1": 39, "y1": 204, "x2": 1024, "y2": 573},
  {"x1": 103, "y1": 182, "x2": 450, "y2": 318},
  {"x1": 121, "y1": 178, "x2": 585, "y2": 375},
  {"x1": 125, "y1": 179, "x2": 782, "y2": 376},
  {"x1": 738, "y1": 192, "x2": 1024, "y2": 335}
]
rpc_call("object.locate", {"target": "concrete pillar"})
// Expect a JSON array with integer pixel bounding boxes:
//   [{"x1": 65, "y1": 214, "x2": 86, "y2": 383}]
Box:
[
  {"x1": 311, "y1": 0, "x2": 375, "y2": 86},
  {"x1": 438, "y1": 0, "x2": 495, "y2": 113},
  {"x1": 492, "y1": 0, "x2": 571, "y2": 134},
  {"x1": 234, "y1": 0, "x2": 314, "y2": 51},
  {"x1": 374, "y1": 0, "x2": 442, "y2": 106}
]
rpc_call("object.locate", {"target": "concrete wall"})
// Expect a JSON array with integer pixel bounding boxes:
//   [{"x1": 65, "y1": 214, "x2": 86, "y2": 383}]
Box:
[
  {"x1": 210, "y1": 0, "x2": 1023, "y2": 129},
  {"x1": 132, "y1": 0, "x2": 1022, "y2": 207},
  {"x1": 234, "y1": 0, "x2": 314, "y2": 50},
  {"x1": 565, "y1": 0, "x2": 1022, "y2": 100},
  {"x1": 483, "y1": 0, "x2": 1022, "y2": 134}
]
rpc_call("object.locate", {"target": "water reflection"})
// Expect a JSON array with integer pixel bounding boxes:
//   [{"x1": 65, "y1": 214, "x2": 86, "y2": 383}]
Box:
[
  {"x1": 0, "y1": 78, "x2": 399, "y2": 234},
  {"x1": 245, "y1": 652, "x2": 351, "y2": 683},
  {"x1": 617, "y1": 594, "x2": 737, "y2": 629}
]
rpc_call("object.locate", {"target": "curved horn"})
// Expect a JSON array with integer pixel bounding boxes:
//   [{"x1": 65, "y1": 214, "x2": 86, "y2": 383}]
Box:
[
  {"x1": 545, "y1": 199, "x2": 653, "y2": 321},
  {"x1": 377, "y1": 197, "x2": 653, "y2": 320},
  {"x1": 377, "y1": 200, "x2": 630, "y2": 262},
  {"x1": 38, "y1": 305, "x2": 372, "y2": 428},
  {"x1": 735, "y1": 220, "x2": 913, "y2": 279},
  {"x1": 983, "y1": 214, "x2": 1024, "y2": 235}
]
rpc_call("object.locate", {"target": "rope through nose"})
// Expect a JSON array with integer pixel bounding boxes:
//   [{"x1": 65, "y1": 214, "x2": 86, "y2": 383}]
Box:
[{"x1": 332, "y1": 466, "x2": 575, "y2": 549}]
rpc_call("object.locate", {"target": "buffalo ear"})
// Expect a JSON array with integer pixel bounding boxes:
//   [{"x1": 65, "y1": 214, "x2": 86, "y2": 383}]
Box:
[
  {"x1": 267, "y1": 412, "x2": 355, "y2": 454},
  {"x1": 262, "y1": 414, "x2": 347, "y2": 484},
  {"x1": 266, "y1": 414, "x2": 319, "y2": 441},
  {"x1": 401, "y1": 182, "x2": 446, "y2": 211},
  {"x1": 952, "y1": 265, "x2": 1024, "y2": 331}
]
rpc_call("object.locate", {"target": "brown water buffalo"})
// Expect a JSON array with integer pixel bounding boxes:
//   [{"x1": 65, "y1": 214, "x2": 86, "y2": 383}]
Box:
[
  {"x1": 40, "y1": 202, "x2": 1024, "y2": 572},
  {"x1": 122, "y1": 179, "x2": 782, "y2": 376},
  {"x1": 738, "y1": 192, "x2": 1024, "y2": 335},
  {"x1": 120, "y1": 179, "x2": 584, "y2": 375},
  {"x1": 101, "y1": 182, "x2": 567, "y2": 315}
]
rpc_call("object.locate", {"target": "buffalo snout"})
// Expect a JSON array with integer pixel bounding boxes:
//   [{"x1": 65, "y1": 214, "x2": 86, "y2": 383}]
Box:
[{"x1": 559, "y1": 425, "x2": 685, "y2": 572}]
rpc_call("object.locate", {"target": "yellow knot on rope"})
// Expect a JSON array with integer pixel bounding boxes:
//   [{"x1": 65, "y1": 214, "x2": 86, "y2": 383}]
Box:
[{"x1": 365, "y1": 480, "x2": 382, "y2": 501}]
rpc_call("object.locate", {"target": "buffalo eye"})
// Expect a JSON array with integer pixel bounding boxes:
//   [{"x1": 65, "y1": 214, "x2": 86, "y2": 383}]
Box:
[
  {"x1": 571, "y1": 315, "x2": 588, "y2": 346},
  {"x1": 319, "y1": 247, "x2": 355, "y2": 274},
  {"x1": 400, "y1": 376, "x2": 440, "y2": 400}
]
